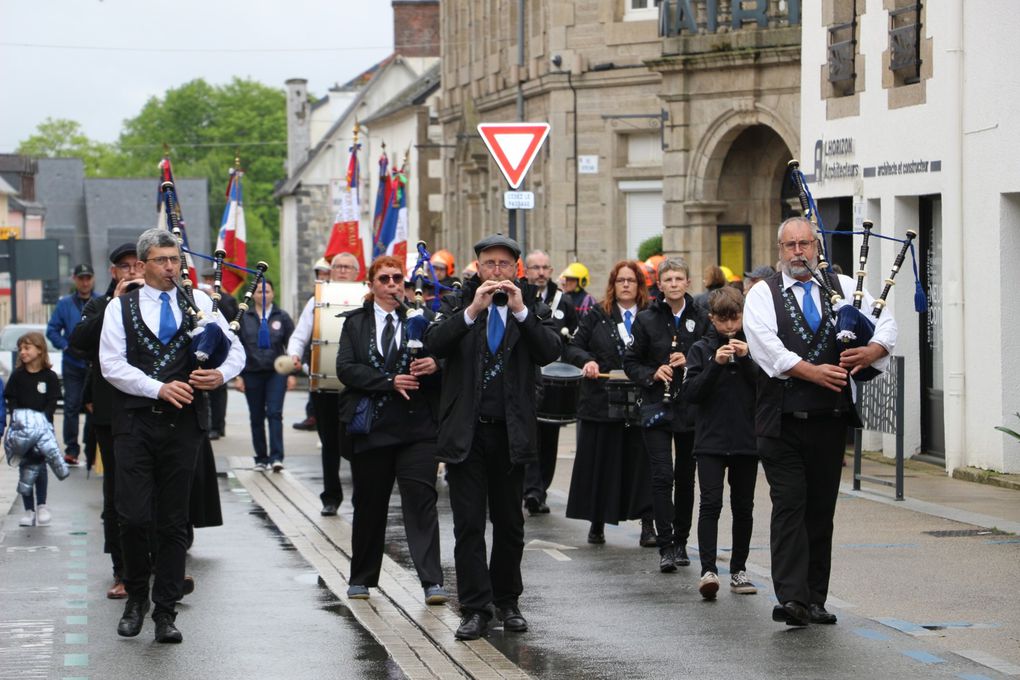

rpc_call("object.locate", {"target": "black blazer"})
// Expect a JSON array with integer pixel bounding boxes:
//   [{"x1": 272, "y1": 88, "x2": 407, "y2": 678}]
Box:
[
  {"x1": 424, "y1": 275, "x2": 562, "y2": 465},
  {"x1": 335, "y1": 301, "x2": 439, "y2": 451},
  {"x1": 623, "y1": 294, "x2": 709, "y2": 431},
  {"x1": 563, "y1": 303, "x2": 641, "y2": 421}
]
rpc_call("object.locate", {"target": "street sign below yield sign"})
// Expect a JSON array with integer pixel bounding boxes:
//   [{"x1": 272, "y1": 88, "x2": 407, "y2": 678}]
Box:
[{"x1": 477, "y1": 123, "x2": 551, "y2": 190}]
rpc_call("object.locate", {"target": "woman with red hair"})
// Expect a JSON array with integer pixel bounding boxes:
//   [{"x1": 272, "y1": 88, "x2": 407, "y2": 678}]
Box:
[
  {"x1": 336, "y1": 256, "x2": 447, "y2": 605},
  {"x1": 563, "y1": 261, "x2": 655, "y2": 545}
]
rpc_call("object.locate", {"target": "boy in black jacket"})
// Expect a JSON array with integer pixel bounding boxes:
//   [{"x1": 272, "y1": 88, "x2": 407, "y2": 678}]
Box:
[{"x1": 683, "y1": 286, "x2": 760, "y2": 599}]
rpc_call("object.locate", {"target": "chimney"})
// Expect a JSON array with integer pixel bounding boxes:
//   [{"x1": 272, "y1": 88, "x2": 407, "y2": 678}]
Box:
[
  {"x1": 285, "y1": 78, "x2": 311, "y2": 177},
  {"x1": 392, "y1": 0, "x2": 440, "y2": 57}
]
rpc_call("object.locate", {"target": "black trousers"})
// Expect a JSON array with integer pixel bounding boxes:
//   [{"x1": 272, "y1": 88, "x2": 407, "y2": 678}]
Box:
[
  {"x1": 311, "y1": 391, "x2": 346, "y2": 506},
  {"x1": 208, "y1": 384, "x2": 228, "y2": 434},
  {"x1": 696, "y1": 454, "x2": 758, "y2": 575},
  {"x1": 115, "y1": 408, "x2": 201, "y2": 617},
  {"x1": 94, "y1": 424, "x2": 123, "y2": 578},
  {"x1": 758, "y1": 415, "x2": 846, "y2": 607},
  {"x1": 446, "y1": 422, "x2": 525, "y2": 615},
  {"x1": 523, "y1": 421, "x2": 560, "y2": 504},
  {"x1": 348, "y1": 441, "x2": 442, "y2": 588},
  {"x1": 641, "y1": 428, "x2": 696, "y2": 549}
]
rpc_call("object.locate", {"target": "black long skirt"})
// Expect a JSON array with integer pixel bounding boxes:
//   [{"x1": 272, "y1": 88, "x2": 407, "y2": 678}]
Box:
[{"x1": 566, "y1": 419, "x2": 652, "y2": 525}]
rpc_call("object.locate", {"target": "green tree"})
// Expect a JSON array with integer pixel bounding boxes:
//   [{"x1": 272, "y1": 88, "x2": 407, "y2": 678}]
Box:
[
  {"x1": 100, "y1": 78, "x2": 288, "y2": 279},
  {"x1": 16, "y1": 118, "x2": 115, "y2": 175},
  {"x1": 637, "y1": 234, "x2": 663, "y2": 262}
]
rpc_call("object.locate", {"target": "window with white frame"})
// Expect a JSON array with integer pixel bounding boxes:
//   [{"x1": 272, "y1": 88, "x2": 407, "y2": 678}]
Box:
[{"x1": 624, "y1": 0, "x2": 661, "y2": 22}]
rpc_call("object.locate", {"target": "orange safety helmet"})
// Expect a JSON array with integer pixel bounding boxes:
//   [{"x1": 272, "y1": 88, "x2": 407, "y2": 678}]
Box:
[
  {"x1": 641, "y1": 262, "x2": 655, "y2": 288},
  {"x1": 431, "y1": 249, "x2": 455, "y2": 275},
  {"x1": 644, "y1": 254, "x2": 665, "y2": 282}
]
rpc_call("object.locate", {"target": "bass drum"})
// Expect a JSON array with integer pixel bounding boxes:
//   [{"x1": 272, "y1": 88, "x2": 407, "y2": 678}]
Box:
[
  {"x1": 310, "y1": 281, "x2": 367, "y2": 391},
  {"x1": 536, "y1": 361, "x2": 583, "y2": 424}
]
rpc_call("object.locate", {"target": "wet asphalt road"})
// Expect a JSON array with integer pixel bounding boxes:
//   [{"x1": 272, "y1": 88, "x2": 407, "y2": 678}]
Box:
[{"x1": 3, "y1": 392, "x2": 1017, "y2": 679}]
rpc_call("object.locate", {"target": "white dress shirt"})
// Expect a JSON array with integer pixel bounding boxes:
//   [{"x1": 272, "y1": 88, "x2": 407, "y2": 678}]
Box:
[
  {"x1": 100, "y1": 284, "x2": 246, "y2": 400},
  {"x1": 464, "y1": 304, "x2": 529, "y2": 327},
  {"x1": 743, "y1": 271, "x2": 897, "y2": 380},
  {"x1": 286, "y1": 295, "x2": 315, "y2": 359},
  {"x1": 373, "y1": 303, "x2": 402, "y2": 355}
]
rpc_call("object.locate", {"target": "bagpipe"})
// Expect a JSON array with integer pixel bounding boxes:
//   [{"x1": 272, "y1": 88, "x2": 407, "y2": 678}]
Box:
[
  {"x1": 787, "y1": 160, "x2": 927, "y2": 382},
  {"x1": 158, "y1": 161, "x2": 269, "y2": 369},
  {"x1": 399, "y1": 240, "x2": 445, "y2": 358}
]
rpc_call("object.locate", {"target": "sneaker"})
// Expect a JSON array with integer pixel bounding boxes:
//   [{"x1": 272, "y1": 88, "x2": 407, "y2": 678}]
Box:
[
  {"x1": 698, "y1": 571, "x2": 720, "y2": 599},
  {"x1": 424, "y1": 584, "x2": 449, "y2": 605},
  {"x1": 35, "y1": 505, "x2": 51, "y2": 526},
  {"x1": 253, "y1": 462, "x2": 268, "y2": 472},
  {"x1": 18, "y1": 510, "x2": 35, "y2": 527},
  {"x1": 730, "y1": 570, "x2": 758, "y2": 594},
  {"x1": 347, "y1": 584, "x2": 370, "y2": 599},
  {"x1": 271, "y1": 461, "x2": 285, "y2": 473}
]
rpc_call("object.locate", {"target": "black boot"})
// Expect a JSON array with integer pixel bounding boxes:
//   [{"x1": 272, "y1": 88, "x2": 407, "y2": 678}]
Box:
[
  {"x1": 639, "y1": 517, "x2": 657, "y2": 547},
  {"x1": 673, "y1": 544, "x2": 690, "y2": 567},
  {"x1": 153, "y1": 612, "x2": 183, "y2": 643},
  {"x1": 117, "y1": 598, "x2": 149, "y2": 637},
  {"x1": 658, "y1": 545, "x2": 677, "y2": 573},
  {"x1": 587, "y1": 522, "x2": 605, "y2": 544}
]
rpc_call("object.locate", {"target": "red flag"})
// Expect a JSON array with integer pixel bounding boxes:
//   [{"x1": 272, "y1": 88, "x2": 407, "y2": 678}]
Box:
[
  {"x1": 324, "y1": 143, "x2": 367, "y2": 280},
  {"x1": 156, "y1": 157, "x2": 198, "y2": 283}
]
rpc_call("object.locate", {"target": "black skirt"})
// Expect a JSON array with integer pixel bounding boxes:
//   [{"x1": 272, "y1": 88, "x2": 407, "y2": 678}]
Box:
[
  {"x1": 566, "y1": 420, "x2": 652, "y2": 524},
  {"x1": 189, "y1": 437, "x2": 223, "y2": 528}
]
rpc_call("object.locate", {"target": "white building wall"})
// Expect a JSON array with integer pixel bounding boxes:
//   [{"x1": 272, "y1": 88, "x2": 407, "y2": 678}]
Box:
[{"x1": 801, "y1": 0, "x2": 1020, "y2": 473}]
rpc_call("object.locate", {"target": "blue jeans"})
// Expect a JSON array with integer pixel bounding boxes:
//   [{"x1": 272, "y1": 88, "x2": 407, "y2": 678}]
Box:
[
  {"x1": 242, "y1": 371, "x2": 286, "y2": 464},
  {"x1": 62, "y1": 362, "x2": 89, "y2": 458}
]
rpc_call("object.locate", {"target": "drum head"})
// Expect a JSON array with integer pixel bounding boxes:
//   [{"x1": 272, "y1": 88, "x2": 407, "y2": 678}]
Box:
[{"x1": 541, "y1": 361, "x2": 583, "y2": 379}]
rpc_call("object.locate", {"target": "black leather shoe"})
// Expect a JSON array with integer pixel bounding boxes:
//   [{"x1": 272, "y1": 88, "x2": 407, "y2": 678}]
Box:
[
  {"x1": 454, "y1": 612, "x2": 489, "y2": 641},
  {"x1": 208, "y1": 430, "x2": 221, "y2": 441},
  {"x1": 587, "y1": 522, "x2": 605, "y2": 544},
  {"x1": 292, "y1": 416, "x2": 316, "y2": 431},
  {"x1": 772, "y1": 601, "x2": 810, "y2": 626},
  {"x1": 117, "y1": 598, "x2": 149, "y2": 637},
  {"x1": 673, "y1": 545, "x2": 690, "y2": 567},
  {"x1": 181, "y1": 575, "x2": 195, "y2": 597},
  {"x1": 320, "y1": 503, "x2": 339, "y2": 516},
  {"x1": 523, "y1": 496, "x2": 541, "y2": 516},
  {"x1": 496, "y1": 604, "x2": 528, "y2": 632},
  {"x1": 659, "y1": 546, "x2": 677, "y2": 573},
  {"x1": 639, "y1": 519, "x2": 657, "y2": 547},
  {"x1": 809, "y1": 603, "x2": 838, "y2": 624},
  {"x1": 537, "y1": 501, "x2": 550, "y2": 514},
  {"x1": 153, "y1": 612, "x2": 183, "y2": 643}
]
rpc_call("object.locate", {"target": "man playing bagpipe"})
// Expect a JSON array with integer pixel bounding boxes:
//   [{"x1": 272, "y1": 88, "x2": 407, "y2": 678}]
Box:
[{"x1": 743, "y1": 217, "x2": 897, "y2": 627}]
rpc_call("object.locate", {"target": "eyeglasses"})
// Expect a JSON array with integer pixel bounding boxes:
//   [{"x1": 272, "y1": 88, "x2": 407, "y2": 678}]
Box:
[
  {"x1": 526, "y1": 264, "x2": 552, "y2": 271},
  {"x1": 779, "y1": 239, "x2": 817, "y2": 251},
  {"x1": 331, "y1": 264, "x2": 358, "y2": 272},
  {"x1": 375, "y1": 274, "x2": 404, "y2": 285},
  {"x1": 480, "y1": 260, "x2": 516, "y2": 271},
  {"x1": 114, "y1": 262, "x2": 143, "y2": 272},
  {"x1": 145, "y1": 256, "x2": 182, "y2": 266},
  {"x1": 615, "y1": 277, "x2": 638, "y2": 284}
]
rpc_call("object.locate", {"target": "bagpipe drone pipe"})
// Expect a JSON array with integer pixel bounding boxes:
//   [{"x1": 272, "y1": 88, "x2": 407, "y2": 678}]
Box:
[{"x1": 786, "y1": 160, "x2": 927, "y2": 382}]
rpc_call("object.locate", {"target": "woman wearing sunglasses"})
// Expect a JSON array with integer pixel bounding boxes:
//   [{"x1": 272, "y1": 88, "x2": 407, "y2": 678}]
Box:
[{"x1": 335, "y1": 255, "x2": 447, "y2": 605}]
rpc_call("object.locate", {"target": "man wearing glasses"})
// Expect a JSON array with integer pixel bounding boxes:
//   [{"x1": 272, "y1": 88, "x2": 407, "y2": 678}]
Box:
[
  {"x1": 426, "y1": 235, "x2": 562, "y2": 640},
  {"x1": 743, "y1": 217, "x2": 896, "y2": 627},
  {"x1": 522, "y1": 250, "x2": 577, "y2": 515},
  {"x1": 99, "y1": 228, "x2": 244, "y2": 643},
  {"x1": 286, "y1": 250, "x2": 362, "y2": 516}
]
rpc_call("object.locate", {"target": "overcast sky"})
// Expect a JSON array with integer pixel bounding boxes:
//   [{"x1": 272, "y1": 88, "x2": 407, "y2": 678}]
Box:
[{"x1": 0, "y1": 0, "x2": 395, "y2": 152}]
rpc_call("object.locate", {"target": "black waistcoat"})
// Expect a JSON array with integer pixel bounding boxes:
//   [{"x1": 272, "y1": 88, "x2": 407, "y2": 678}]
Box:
[
  {"x1": 755, "y1": 272, "x2": 853, "y2": 437},
  {"x1": 113, "y1": 288, "x2": 208, "y2": 426}
]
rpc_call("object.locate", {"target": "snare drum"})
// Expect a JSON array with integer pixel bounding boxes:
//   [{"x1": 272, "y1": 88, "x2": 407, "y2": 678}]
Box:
[
  {"x1": 536, "y1": 362, "x2": 583, "y2": 424},
  {"x1": 605, "y1": 378, "x2": 641, "y2": 426},
  {"x1": 310, "y1": 281, "x2": 367, "y2": 391}
]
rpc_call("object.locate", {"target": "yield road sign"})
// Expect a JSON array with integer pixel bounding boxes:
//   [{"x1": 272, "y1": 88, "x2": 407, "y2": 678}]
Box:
[{"x1": 477, "y1": 123, "x2": 551, "y2": 190}]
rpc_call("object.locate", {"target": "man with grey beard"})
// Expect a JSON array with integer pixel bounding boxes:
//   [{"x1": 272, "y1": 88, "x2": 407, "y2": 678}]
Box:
[{"x1": 743, "y1": 217, "x2": 896, "y2": 628}]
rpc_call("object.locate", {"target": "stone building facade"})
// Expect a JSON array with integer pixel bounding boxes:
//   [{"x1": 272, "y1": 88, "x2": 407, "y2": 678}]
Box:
[{"x1": 436, "y1": 0, "x2": 801, "y2": 288}]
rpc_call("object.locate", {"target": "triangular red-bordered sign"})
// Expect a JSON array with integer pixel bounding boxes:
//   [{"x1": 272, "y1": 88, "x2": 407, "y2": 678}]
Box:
[{"x1": 477, "y1": 123, "x2": 551, "y2": 190}]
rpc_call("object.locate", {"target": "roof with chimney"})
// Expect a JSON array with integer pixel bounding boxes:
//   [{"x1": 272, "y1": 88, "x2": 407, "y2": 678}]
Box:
[{"x1": 360, "y1": 62, "x2": 440, "y2": 127}]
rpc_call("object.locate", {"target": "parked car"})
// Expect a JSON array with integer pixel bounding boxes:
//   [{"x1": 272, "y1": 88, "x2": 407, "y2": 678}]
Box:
[{"x1": 0, "y1": 323, "x2": 64, "y2": 406}]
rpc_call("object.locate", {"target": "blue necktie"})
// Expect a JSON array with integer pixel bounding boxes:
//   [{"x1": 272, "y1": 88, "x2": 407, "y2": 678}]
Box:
[
  {"x1": 487, "y1": 307, "x2": 505, "y2": 355},
  {"x1": 623, "y1": 309, "x2": 633, "y2": 334},
  {"x1": 158, "y1": 292, "x2": 177, "y2": 344},
  {"x1": 797, "y1": 281, "x2": 821, "y2": 333}
]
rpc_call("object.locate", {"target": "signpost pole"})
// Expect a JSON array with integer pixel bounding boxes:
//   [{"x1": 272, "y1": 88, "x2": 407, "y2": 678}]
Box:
[{"x1": 8, "y1": 235, "x2": 17, "y2": 324}]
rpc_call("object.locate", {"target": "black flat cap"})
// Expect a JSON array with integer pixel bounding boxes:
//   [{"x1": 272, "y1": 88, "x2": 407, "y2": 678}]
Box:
[
  {"x1": 744, "y1": 264, "x2": 776, "y2": 279},
  {"x1": 109, "y1": 242, "x2": 137, "y2": 264},
  {"x1": 473, "y1": 233, "x2": 522, "y2": 259}
]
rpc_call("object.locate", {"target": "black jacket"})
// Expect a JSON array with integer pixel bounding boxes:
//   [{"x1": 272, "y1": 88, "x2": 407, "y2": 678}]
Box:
[
  {"x1": 623, "y1": 294, "x2": 709, "y2": 431},
  {"x1": 563, "y1": 303, "x2": 640, "y2": 421},
  {"x1": 336, "y1": 301, "x2": 440, "y2": 452},
  {"x1": 68, "y1": 285, "x2": 115, "y2": 425},
  {"x1": 237, "y1": 305, "x2": 295, "y2": 373},
  {"x1": 424, "y1": 275, "x2": 562, "y2": 465},
  {"x1": 535, "y1": 281, "x2": 579, "y2": 341},
  {"x1": 682, "y1": 328, "x2": 759, "y2": 456}
]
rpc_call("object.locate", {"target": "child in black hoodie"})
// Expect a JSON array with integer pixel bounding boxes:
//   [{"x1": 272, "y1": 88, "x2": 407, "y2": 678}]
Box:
[{"x1": 683, "y1": 286, "x2": 760, "y2": 599}]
